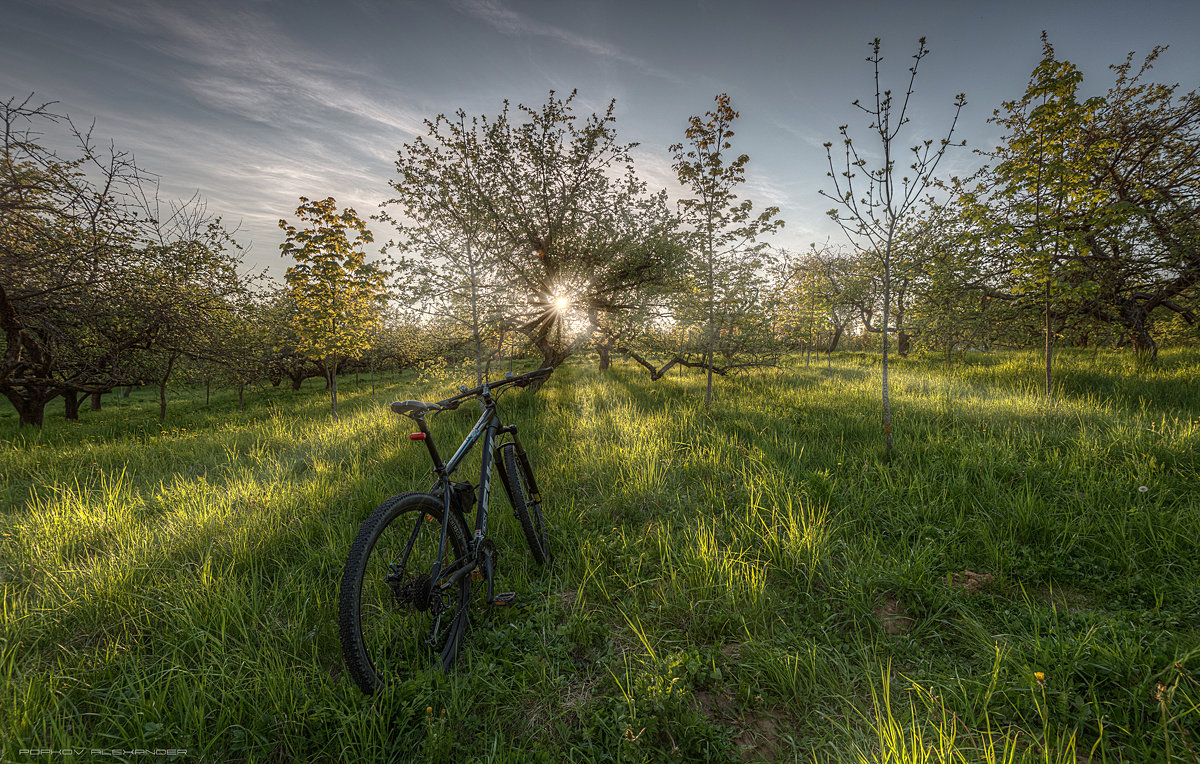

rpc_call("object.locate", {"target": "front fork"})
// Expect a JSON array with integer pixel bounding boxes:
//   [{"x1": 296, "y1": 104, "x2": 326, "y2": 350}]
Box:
[{"x1": 494, "y1": 427, "x2": 543, "y2": 513}]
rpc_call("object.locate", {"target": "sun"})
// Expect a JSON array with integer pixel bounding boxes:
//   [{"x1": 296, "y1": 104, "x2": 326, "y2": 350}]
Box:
[{"x1": 554, "y1": 295, "x2": 570, "y2": 312}]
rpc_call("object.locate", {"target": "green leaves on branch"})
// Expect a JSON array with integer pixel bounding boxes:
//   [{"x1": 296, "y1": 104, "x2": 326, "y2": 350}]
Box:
[{"x1": 279, "y1": 197, "x2": 388, "y2": 373}]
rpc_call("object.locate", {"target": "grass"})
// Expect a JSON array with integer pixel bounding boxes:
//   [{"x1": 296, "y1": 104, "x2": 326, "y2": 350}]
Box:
[{"x1": 2, "y1": 349, "x2": 1198, "y2": 762}]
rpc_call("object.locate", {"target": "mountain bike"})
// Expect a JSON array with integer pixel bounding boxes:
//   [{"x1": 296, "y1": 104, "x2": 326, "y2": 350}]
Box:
[{"x1": 338, "y1": 366, "x2": 554, "y2": 694}]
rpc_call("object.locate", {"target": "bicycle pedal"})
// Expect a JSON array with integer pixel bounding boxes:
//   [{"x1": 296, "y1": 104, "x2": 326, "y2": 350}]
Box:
[{"x1": 488, "y1": 592, "x2": 517, "y2": 607}]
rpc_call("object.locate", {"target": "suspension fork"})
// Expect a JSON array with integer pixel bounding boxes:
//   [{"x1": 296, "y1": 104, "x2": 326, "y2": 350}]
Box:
[{"x1": 494, "y1": 426, "x2": 543, "y2": 509}]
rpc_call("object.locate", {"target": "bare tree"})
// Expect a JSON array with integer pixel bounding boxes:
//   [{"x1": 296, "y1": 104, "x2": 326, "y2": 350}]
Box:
[{"x1": 820, "y1": 38, "x2": 965, "y2": 457}]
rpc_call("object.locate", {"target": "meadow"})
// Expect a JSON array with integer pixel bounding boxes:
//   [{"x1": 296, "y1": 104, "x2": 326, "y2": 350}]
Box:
[{"x1": 2, "y1": 350, "x2": 1198, "y2": 762}]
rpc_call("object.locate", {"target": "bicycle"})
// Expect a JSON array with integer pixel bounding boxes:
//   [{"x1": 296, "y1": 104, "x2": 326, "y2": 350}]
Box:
[{"x1": 338, "y1": 366, "x2": 554, "y2": 694}]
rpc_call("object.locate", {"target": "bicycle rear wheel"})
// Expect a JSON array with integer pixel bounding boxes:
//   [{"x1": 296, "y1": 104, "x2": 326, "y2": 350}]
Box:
[
  {"x1": 499, "y1": 443, "x2": 551, "y2": 566},
  {"x1": 338, "y1": 492, "x2": 471, "y2": 693}
]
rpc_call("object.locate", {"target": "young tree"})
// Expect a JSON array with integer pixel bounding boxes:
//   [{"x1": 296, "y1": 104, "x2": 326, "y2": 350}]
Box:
[
  {"x1": 279, "y1": 197, "x2": 387, "y2": 418},
  {"x1": 973, "y1": 35, "x2": 1106, "y2": 395},
  {"x1": 671, "y1": 93, "x2": 783, "y2": 407},
  {"x1": 821, "y1": 38, "x2": 966, "y2": 457}
]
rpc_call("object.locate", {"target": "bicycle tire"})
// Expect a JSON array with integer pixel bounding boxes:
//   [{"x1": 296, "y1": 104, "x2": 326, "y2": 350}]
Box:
[
  {"x1": 499, "y1": 443, "x2": 551, "y2": 566},
  {"x1": 338, "y1": 492, "x2": 472, "y2": 693}
]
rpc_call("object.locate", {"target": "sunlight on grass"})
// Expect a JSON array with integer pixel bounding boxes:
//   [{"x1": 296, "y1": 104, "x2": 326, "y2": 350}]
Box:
[{"x1": 1, "y1": 349, "x2": 1197, "y2": 759}]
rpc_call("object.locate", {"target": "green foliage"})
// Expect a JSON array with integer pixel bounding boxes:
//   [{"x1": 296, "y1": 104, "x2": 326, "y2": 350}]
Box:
[
  {"x1": 382, "y1": 91, "x2": 684, "y2": 368},
  {"x1": 279, "y1": 197, "x2": 387, "y2": 414},
  {"x1": 1, "y1": 97, "x2": 249, "y2": 426},
  {"x1": 670, "y1": 93, "x2": 783, "y2": 405}
]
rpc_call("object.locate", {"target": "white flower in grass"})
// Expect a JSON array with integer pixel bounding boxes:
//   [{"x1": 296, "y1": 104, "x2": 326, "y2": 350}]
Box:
[{"x1": 1138, "y1": 486, "x2": 1148, "y2": 493}]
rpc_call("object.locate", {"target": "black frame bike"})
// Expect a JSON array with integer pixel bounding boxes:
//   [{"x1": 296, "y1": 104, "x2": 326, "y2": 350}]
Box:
[{"x1": 338, "y1": 366, "x2": 553, "y2": 694}]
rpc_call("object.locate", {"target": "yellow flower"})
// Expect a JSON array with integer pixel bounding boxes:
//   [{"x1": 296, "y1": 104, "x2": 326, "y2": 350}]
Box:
[{"x1": 1034, "y1": 671, "x2": 1045, "y2": 684}]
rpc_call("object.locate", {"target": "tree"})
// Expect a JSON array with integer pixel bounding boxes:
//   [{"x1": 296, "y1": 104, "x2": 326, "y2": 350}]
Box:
[
  {"x1": 971, "y1": 35, "x2": 1107, "y2": 395},
  {"x1": 966, "y1": 39, "x2": 1199, "y2": 366},
  {"x1": 1075, "y1": 46, "x2": 1200, "y2": 358},
  {"x1": 821, "y1": 38, "x2": 966, "y2": 457},
  {"x1": 2, "y1": 97, "x2": 247, "y2": 425},
  {"x1": 904, "y1": 199, "x2": 990, "y2": 366},
  {"x1": 379, "y1": 108, "x2": 506, "y2": 385},
  {"x1": 384, "y1": 91, "x2": 682, "y2": 372},
  {"x1": 279, "y1": 197, "x2": 387, "y2": 418},
  {"x1": 670, "y1": 94, "x2": 783, "y2": 407}
]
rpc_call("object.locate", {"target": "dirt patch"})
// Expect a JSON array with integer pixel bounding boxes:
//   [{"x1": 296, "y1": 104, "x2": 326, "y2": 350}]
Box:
[
  {"x1": 694, "y1": 690, "x2": 784, "y2": 762},
  {"x1": 950, "y1": 570, "x2": 995, "y2": 594},
  {"x1": 555, "y1": 674, "x2": 599, "y2": 732},
  {"x1": 875, "y1": 597, "x2": 913, "y2": 636},
  {"x1": 694, "y1": 688, "x2": 738, "y2": 722},
  {"x1": 720, "y1": 643, "x2": 743, "y2": 662},
  {"x1": 556, "y1": 589, "x2": 578, "y2": 609},
  {"x1": 734, "y1": 710, "x2": 783, "y2": 762}
]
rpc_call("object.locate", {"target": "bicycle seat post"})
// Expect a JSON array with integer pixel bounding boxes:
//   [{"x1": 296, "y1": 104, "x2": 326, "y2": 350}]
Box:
[{"x1": 411, "y1": 413, "x2": 447, "y2": 476}]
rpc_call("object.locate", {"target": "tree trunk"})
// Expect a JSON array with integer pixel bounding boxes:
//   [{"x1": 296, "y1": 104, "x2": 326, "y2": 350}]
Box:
[
  {"x1": 90, "y1": 391, "x2": 102, "y2": 410},
  {"x1": 290, "y1": 373, "x2": 304, "y2": 391},
  {"x1": 123, "y1": 385, "x2": 132, "y2": 398},
  {"x1": 1130, "y1": 330, "x2": 1158, "y2": 359},
  {"x1": 64, "y1": 389, "x2": 81, "y2": 420},
  {"x1": 897, "y1": 330, "x2": 911, "y2": 358},
  {"x1": 597, "y1": 340, "x2": 612, "y2": 372},
  {"x1": 881, "y1": 250, "x2": 894, "y2": 458},
  {"x1": 1123, "y1": 301, "x2": 1159, "y2": 361},
  {"x1": 3, "y1": 387, "x2": 53, "y2": 427},
  {"x1": 159, "y1": 353, "x2": 177, "y2": 422},
  {"x1": 238, "y1": 384, "x2": 245, "y2": 411},
  {"x1": 329, "y1": 360, "x2": 339, "y2": 419},
  {"x1": 1044, "y1": 281, "x2": 1053, "y2": 398},
  {"x1": 205, "y1": 380, "x2": 210, "y2": 405},
  {"x1": 826, "y1": 323, "x2": 844, "y2": 354},
  {"x1": 538, "y1": 347, "x2": 569, "y2": 371}
]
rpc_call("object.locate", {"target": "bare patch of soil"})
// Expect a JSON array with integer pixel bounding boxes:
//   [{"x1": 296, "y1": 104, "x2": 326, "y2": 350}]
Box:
[
  {"x1": 694, "y1": 688, "x2": 785, "y2": 762},
  {"x1": 875, "y1": 597, "x2": 913, "y2": 635},
  {"x1": 950, "y1": 569, "x2": 995, "y2": 594},
  {"x1": 734, "y1": 710, "x2": 783, "y2": 762}
]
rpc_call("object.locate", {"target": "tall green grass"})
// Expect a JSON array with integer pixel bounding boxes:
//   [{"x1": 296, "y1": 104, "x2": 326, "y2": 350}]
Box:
[{"x1": 2, "y1": 349, "x2": 1198, "y2": 761}]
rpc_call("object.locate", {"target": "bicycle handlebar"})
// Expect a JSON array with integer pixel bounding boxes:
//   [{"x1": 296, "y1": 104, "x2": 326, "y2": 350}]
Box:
[
  {"x1": 437, "y1": 366, "x2": 554, "y2": 410},
  {"x1": 391, "y1": 367, "x2": 554, "y2": 418}
]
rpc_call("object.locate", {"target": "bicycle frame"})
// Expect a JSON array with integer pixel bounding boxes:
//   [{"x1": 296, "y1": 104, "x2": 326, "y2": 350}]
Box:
[{"x1": 405, "y1": 385, "x2": 524, "y2": 603}]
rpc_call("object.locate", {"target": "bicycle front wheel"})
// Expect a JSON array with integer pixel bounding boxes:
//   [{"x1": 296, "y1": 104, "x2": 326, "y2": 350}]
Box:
[
  {"x1": 338, "y1": 492, "x2": 472, "y2": 693},
  {"x1": 499, "y1": 443, "x2": 551, "y2": 566}
]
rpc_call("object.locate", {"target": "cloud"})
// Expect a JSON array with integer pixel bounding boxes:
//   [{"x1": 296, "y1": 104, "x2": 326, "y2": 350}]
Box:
[
  {"x1": 453, "y1": 0, "x2": 679, "y2": 83},
  {"x1": 44, "y1": 0, "x2": 428, "y2": 136},
  {"x1": 24, "y1": 0, "x2": 421, "y2": 274}
]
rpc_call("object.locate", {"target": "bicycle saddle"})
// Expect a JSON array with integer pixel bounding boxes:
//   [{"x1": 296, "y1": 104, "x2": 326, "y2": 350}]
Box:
[{"x1": 390, "y1": 400, "x2": 441, "y2": 416}]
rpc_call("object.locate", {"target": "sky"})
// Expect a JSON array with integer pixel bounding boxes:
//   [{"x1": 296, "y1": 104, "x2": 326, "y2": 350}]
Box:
[{"x1": 5, "y1": 0, "x2": 1200, "y2": 280}]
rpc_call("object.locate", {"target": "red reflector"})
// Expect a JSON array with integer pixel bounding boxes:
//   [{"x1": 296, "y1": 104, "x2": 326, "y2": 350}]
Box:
[{"x1": 409, "y1": 433, "x2": 427, "y2": 440}]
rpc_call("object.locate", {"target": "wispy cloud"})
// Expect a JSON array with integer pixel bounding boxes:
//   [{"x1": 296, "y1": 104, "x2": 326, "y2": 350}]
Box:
[
  {"x1": 50, "y1": 0, "x2": 427, "y2": 136},
  {"x1": 453, "y1": 0, "x2": 679, "y2": 83},
  {"x1": 28, "y1": 0, "x2": 422, "y2": 274}
]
